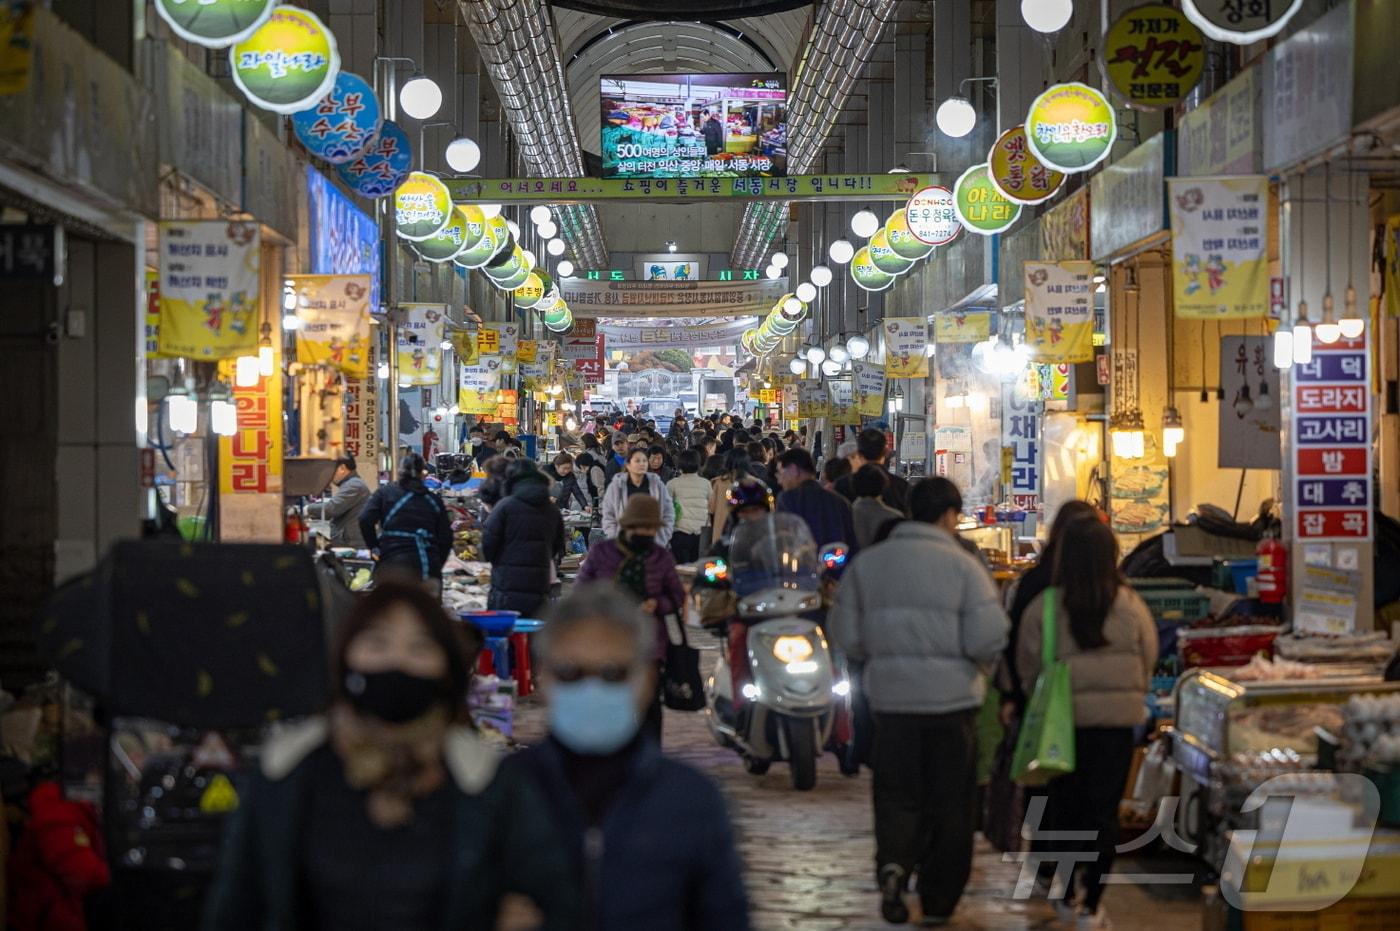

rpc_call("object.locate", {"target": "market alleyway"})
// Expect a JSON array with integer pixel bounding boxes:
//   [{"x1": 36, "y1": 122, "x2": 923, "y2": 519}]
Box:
[{"x1": 515, "y1": 644, "x2": 1201, "y2": 930}]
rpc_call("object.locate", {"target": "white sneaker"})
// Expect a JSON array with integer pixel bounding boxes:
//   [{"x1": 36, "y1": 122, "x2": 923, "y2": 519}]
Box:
[{"x1": 1075, "y1": 906, "x2": 1111, "y2": 929}]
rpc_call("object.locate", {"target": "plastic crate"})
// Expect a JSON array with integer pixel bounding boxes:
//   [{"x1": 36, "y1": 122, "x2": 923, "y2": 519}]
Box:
[{"x1": 1130, "y1": 577, "x2": 1212, "y2": 622}]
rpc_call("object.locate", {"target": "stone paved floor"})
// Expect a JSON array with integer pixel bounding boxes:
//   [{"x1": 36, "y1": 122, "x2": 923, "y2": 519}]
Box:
[{"x1": 513, "y1": 645, "x2": 1202, "y2": 930}]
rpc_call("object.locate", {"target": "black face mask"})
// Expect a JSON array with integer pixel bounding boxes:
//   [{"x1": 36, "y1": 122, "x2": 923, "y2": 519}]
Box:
[
  {"x1": 343, "y1": 669, "x2": 450, "y2": 724},
  {"x1": 626, "y1": 532, "x2": 656, "y2": 553}
]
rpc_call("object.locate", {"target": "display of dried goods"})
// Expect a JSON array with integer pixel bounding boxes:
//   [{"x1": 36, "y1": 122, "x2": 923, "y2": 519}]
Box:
[
  {"x1": 1275, "y1": 633, "x2": 1394, "y2": 665},
  {"x1": 1230, "y1": 703, "x2": 1345, "y2": 755},
  {"x1": 1230, "y1": 654, "x2": 1322, "y2": 682}
]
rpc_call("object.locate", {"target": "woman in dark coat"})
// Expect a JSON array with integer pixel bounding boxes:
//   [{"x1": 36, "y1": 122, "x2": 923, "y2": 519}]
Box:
[
  {"x1": 359, "y1": 453, "x2": 455, "y2": 583},
  {"x1": 481, "y1": 460, "x2": 565, "y2": 618}
]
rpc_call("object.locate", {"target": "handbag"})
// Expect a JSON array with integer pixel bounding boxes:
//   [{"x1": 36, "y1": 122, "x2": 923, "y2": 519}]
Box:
[
  {"x1": 983, "y1": 721, "x2": 1026, "y2": 852},
  {"x1": 660, "y1": 612, "x2": 705, "y2": 711},
  {"x1": 1010, "y1": 587, "x2": 1076, "y2": 786}
]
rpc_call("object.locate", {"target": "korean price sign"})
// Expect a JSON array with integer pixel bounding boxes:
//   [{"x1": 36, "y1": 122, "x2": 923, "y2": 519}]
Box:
[
  {"x1": 1292, "y1": 332, "x2": 1372, "y2": 542},
  {"x1": 1102, "y1": 4, "x2": 1206, "y2": 109}
]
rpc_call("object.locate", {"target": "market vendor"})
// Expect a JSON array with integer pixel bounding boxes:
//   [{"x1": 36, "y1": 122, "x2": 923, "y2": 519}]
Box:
[
  {"x1": 307, "y1": 453, "x2": 371, "y2": 550},
  {"x1": 359, "y1": 454, "x2": 455, "y2": 586}
]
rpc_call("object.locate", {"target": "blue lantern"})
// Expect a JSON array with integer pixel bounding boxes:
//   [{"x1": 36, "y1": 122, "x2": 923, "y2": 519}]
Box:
[
  {"x1": 292, "y1": 72, "x2": 383, "y2": 165},
  {"x1": 337, "y1": 120, "x2": 412, "y2": 199}
]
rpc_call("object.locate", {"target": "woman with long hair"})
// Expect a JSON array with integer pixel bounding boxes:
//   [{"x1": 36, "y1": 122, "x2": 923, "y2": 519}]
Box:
[
  {"x1": 204, "y1": 583, "x2": 575, "y2": 929},
  {"x1": 1015, "y1": 518, "x2": 1157, "y2": 929},
  {"x1": 358, "y1": 454, "x2": 455, "y2": 586},
  {"x1": 705, "y1": 447, "x2": 753, "y2": 550},
  {"x1": 600, "y1": 448, "x2": 675, "y2": 545}
]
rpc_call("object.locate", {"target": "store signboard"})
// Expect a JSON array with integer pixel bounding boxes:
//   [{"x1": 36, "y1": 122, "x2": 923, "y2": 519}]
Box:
[
  {"x1": 953, "y1": 164, "x2": 1021, "y2": 235},
  {"x1": 1090, "y1": 131, "x2": 1167, "y2": 261},
  {"x1": 394, "y1": 172, "x2": 454, "y2": 242},
  {"x1": 1024, "y1": 261, "x2": 1095, "y2": 364},
  {"x1": 558, "y1": 277, "x2": 786, "y2": 318},
  {"x1": 229, "y1": 7, "x2": 340, "y2": 115},
  {"x1": 217, "y1": 350, "x2": 283, "y2": 496},
  {"x1": 0, "y1": 3, "x2": 35, "y2": 94},
  {"x1": 396, "y1": 304, "x2": 445, "y2": 387},
  {"x1": 1168, "y1": 175, "x2": 1269, "y2": 319},
  {"x1": 291, "y1": 71, "x2": 382, "y2": 166},
  {"x1": 337, "y1": 120, "x2": 412, "y2": 200},
  {"x1": 155, "y1": 42, "x2": 243, "y2": 204},
  {"x1": 1219, "y1": 336, "x2": 1281, "y2": 470},
  {"x1": 562, "y1": 317, "x2": 599, "y2": 361},
  {"x1": 1101, "y1": 4, "x2": 1205, "y2": 109},
  {"x1": 155, "y1": 0, "x2": 277, "y2": 48},
  {"x1": 850, "y1": 247, "x2": 894, "y2": 292},
  {"x1": 599, "y1": 318, "x2": 754, "y2": 350},
  {"x1": 1261, "y1": 3, "x2": 1352, "y2": 172},
  {"x1": 1025, "y1": 82, "x2": 1117, "y2": 174},
  {"x1": 289, "y1": 274, "x2": 372, "y2": 377},
  {"x1": 1002, "y1": 380, "x2": 1043, "y2": 509},
  {"x1": 447, "y1": 173, "x2": 933, "y2": 205},
  {"x1": 988, "y1": 125, "x2": 1064, "y2": 205},
  {"x1": 1292, "y1": 331, "x2": 1372, "y2": 542},
  {"x1": 157, "y1": 220, "x2": 260, "y2": 360},
  {"x1": 1183, "y1": 0, "x2": 1303, "y2": 45},
  {"x1": 458, "y1": 364, "x2": 498, "y2": 415},
  {"x1": 0, "y1": 224, "x2": 55, "y2": 279},
  {"x1": 882, "y1": 317, "x2": 930, "y2": 378},
  {"x1": 635, "y1": 254, "x2": 709, "y2": 281},
  {"x1": 1040, "y1": 185, "x2": 1089, "y2": 261},
  {"x1": 1177, "y1": 68, "x2": 1259, "y2": 177},
  {"x1": 905, "y1": 186, "x2": 960, "y2": 245},
  {"x1": 308, "y1": 166, "x2": 381, "y2": 309},
  {"x1": 344, "y1": 341, "x2": 379, "y2": 487}
]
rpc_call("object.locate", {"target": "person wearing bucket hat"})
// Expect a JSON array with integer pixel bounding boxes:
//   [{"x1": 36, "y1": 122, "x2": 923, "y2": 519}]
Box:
[{"x1": 575, "y1": 493, "x2": 686, "y2": 743}]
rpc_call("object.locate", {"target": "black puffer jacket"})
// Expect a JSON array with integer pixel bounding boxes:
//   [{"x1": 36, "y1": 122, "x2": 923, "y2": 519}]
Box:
[
  {"x1": 482, "y1": 480, "x2": 565, "y2": 616},
  {"x1": 359, "y1": 480, "x2": 455, "y2": 579}
]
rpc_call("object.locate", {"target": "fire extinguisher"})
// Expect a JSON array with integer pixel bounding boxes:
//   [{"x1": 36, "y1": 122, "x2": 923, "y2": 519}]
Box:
[
  {"x1": 284, "y1": 507, "x2": 307, "y2": 545},
  {"x1": 1256, "y1": 531, "x2": 1288, "y2": 604}
]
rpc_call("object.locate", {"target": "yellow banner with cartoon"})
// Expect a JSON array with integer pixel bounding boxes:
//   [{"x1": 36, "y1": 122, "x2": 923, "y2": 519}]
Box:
[
  {"x1": 1024, "y1": 261, "x2": 1094, "y2": 364},
  {"x1": 451, "y1": 327, "x2": 479, "y2": 365},
  {"x1": 1385, "y1": 214, "x2": 1400, "y2": 319},
  {"x1": 882, "y1": 317, "x2": 929, "y2": 378},
  {"x1": 933, "y1": 309, "x2": 991, "y2": 345},
  {"x1": 396, "y1": 303, "x2": 445, "y2": 387},
  {"x1": 1168, "y1": 175, "x2": 1270, "y2": 319},
  {"x1": 291, "y1": 275, "x2": 372, "y2": 378},
  {"x1": 458, "y1": 364, "x2": 498, "y2": 415},
  {"x1": 157, "y1": 220, "x2": 261, "y2": 359}
]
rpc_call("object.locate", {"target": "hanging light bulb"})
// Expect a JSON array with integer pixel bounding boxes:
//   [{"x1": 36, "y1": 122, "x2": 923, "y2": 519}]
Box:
[
  {"x1": 440, "y1": 338, "x2": 454, "y2": 351},
  {"x1": 536, "y1": 220, "x2": 557, "y2": 239},
  {"x1": 530, "y1": 205, "x2": 553, "y2": 226},
  {"x1": 445, "y1": 136, "x2": 481, "y2": 173},
  {"x1": 234, "y1": 355, "x2": 260, "y2": 388},
  {"x1": 788, "y1": 357, "x2": 806, "y2": 375},
  {"x1": 783, "y1": 297, "x2": 804, "y2": 316},
  {"x1": 765, "y1": 264, "x2": 782, "y2": 280},
  {"x1": 935, "y1": 96, "x2": 977, "y2": 138},
  {"x1": 828, "y1": 340, "x2": 849, "y2": 364},
  {"x1": 795, "y1": 282, "x2": 817, "y2": 303},
  {"x1": 1021, "y1": 0, "x2": 1073, "y2": 33},
  {"x1": 1272, "y1": 328, "x2": 1294, "y2": 369},
  {"x1": 810, "y1": 265, "x2": 834, "y2": 287},
  {"x1": 806, "y1": 344, "x2": 826, "y2": 365},
  {"x1": 546, "y1": 238, "x2": 566, "y2": 256},
  {"x1": 399, "y1": 73, "x2": 443, "y2": 120},
  {"x1": 480, "y1": 203, "x2": 502, "y2": 219},
  {"x1": 165, "y1": 388, "x2": 198, "y2": 435},
  {"x1": 1315, "y1": 292, "x2": 1341, "y2": 344},
  {"x1": 556, "y1": 260, "x2": 575, "y2": 278},
  {"x1": 829, "y1": 239, "x2": 855, "y2": 264},
  {"x1": 1292, "y1": 299, "x2": 1313, "y2": 365},
  {"x1": 1255, "y1": 378, "x2": 1272, "y2": 411},
  {"x1": 210, "y1": 397, "x2": 237, "y2": 437},
  {"x1": 847, "y1": 333, "x2": 870, "y2": 358},
  {"x1": 1339, "y1": 285, "x2": 1364, "y2": 339},
  {"x1": 821, "y1": 358, "x2": 841, "y2": 377},
  {"x1": 851, "y1": 210, "x2": 880, "y2": 239},
  {"x1": 771, "y1": 252, "x2": 789, "y2": 270},
  {"x1": 282, "y1": 286, "x2": 297, "y2": 311}
]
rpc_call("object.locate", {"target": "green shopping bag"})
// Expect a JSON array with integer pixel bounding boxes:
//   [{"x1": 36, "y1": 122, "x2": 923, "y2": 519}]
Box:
[{"x1": 1010, "y1": 587, "x2": 1076, "y2": 786}]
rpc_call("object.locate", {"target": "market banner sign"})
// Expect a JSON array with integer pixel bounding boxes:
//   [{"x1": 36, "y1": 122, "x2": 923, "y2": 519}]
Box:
[
  {"x1": 484, "y1": 322, "x2": 519, "y2": 358},
  {"x1": 517, "y1": 339, "x2": 538, "y2": 364},
  {"x1": 1292, "y1": 331, "x2": 1372, "y2": 542},
  {"x1": 799, "y1": 383, "x2": 829, "y2": 419},
  {"x1": 953, "y1": 164, "x2": 1021, "y2": 236},
  {"x1": 597, "y1": 318, "x2": 755, "y2": 350},
  {"x1": 0, "y1": 4, "x2": 35, "y2": 95},
  {"x1": 636, "y1": 256, "x2": 708, "y2": 281},
  {"x1": 1183, "y1": 0, "x2": 1303, "y2": 44},
  {"x1": 229, "y1": 6, "x2": 339, "y2": 115},
  {"x1": 450, "y1": 327, "x2": 479, "y2": 365},
  {"x1": 456, "y1": 213, "x2": 507, "y2": 269},
  {"x1": 445, "y1": 173, "x2": 934, "y2": 205},
  {"x1": 1040, "y1": 186, "x2": 1089, "y2": 261},
  {"x1": 828, "y1": 380, "x2": 854, "y2": 421},
  {"x1": 905, "y1": 186, "x2": 960, "y2": 246},
  {"x1": 868, "y1": 228, "x2": 914, "y2": 276},
  {"x1": 556, "y1": 278, "x2": 787, "y2": 318},
  {"x1": 458, "y1": 364, "x2": 498, "y2": 415},
  {"x1": 155, "y1": 0, "x2": 277, "y2": 48},
  {"x1": 852, "y1": 360, "x2": 886, "y2": 417},
  {"x1": 291, "y1": 71, "x2": 382, "y2": 166},
  {"x1": 337, "y1": 120, "x2": 412, "y2": 199},
  {"x1": 394, "y1": 171, "x2": 454, "y2": 241},
  {"x1": 933, "y1": 309, "x2": 992, "y2": 344},
  {"x1": 1168, "y1": 175, "x2": 1269, "y2": 319},
  {"x1": 850, "y1": 247, "x2": 895, "y2": 292},
  {"x1": 1024, "y1": 261, "x2": 1094, "y2": 364},
  {"x1": 414, "y1": 205, "x2": 475, "y2": 263},
  {"x1": 289, "y1": 274, "x2": 372, "y2": 377},
  {"x1": 157, "y1": 220, "x2": 260, "y2": 359},
  {"x1": 217, "y1": 348, "x2": 283, "y2": 495},
  {"x1": 1177, "y1": 68, "x2": 1259, "y2": 177},
  {"x1": 882, "y1": 317, "x2": 929, "y2": 378},
  {"x1": 1386, "y1": 215, "x2": 1400, "y2": 319},
  {"x1": 562, "y1": 317, "x2": 600, "y2": 361},
  {"x1": 344, "y1": 341, "x2": 379, "y2": 485},
  {"x1": 1102, "y1": 4, "x2": 1205, "y2": 109},
  {"x1": 988, "y1": 126, "x2": 1064, "y2": 205},
  {"x1": 396, "y1": 303, "x2": 445, "y2": 387},
  {"x1": 514, "y1": 270, "x2": 550, "y2": 309},
  {"x1": 884, "y1": 209, "x2": 934, "y2": 261},
  {"x1": 1219, "y1": 336, "x2": 1281, "y2": 470},
  {"x1": 1090, "y1": 132, "x2": 1166, "y2": 261},
  {"x1": 1002, "y1": 379, "x2": 1043, "y2": 509},
  {"x1": 1025, "y1": 82, "x2": 1117, "y2": 174}
]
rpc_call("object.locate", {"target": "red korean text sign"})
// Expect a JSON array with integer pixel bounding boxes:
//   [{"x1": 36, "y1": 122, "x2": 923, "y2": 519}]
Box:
[{"x1": 1292, "y1": 332, "x2": 1371, "y2": 541}]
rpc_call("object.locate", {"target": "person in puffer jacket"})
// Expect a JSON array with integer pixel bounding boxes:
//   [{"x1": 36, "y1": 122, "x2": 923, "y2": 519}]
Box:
[
  {"x1": 482, "y1": 460, "x2": 566, "y2": 618},
  {"x1": 599, "y1": 449, "x2": 675, "y2": 546},
  {"x1": 8, "y1": 781, "x2": 110, "y2": 931}
]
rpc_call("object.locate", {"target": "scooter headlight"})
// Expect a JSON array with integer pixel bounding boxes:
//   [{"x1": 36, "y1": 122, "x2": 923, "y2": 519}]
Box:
[{"x1": 772, "y1": 635, "x2": 814, "y2": 665}]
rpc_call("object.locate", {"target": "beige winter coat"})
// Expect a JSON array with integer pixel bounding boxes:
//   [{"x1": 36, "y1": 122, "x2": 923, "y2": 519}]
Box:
[{"x1": 1016, "y1": 586, "x2": 1158, "y2": 728}]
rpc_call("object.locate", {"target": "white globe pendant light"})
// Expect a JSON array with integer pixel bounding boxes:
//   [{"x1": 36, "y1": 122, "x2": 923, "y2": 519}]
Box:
[
  {"x1": 821, "y1": 358, "x2": 841, "y2": 377},
  {"x1": 828, "y1": 340, "x2": 849, "y2": 364},
  {"x1": 537, "y1": 220, "x2": 558, "y2": 240},
  {"x1": 810, "y1": 264, "x2": 833, "y2": 287},
  {"x1": 530, "y1": 205, "x2": 553, "y2": 226},
  {"x1": 935, "y1": 95, "x2": 977, "y2": 138},
  {"x1": 765, "y1": 264, "x2": 782, "y2": 280},
  {"x1": 1021, "y1": 0, "x2": 1073, "y2": 33},
  {"x1": 556, "y1": 260, "x2": 575, "y2": 278},
  {"x1": 399, "y1": 73, "x2": 443, "y2": 120},
  {"x1": 806, "y1": 344, "x2": 826, "y2": 365},
  {"x1": 851, "y1": 210, "x2": 880, "y2": 239},
  {"x1": 771, "y1": 251, "x2": 790, "y2": 270},
  {"x1": 783, "y1": 297, "x2": 804, "y2": 315},
  {"x1": 795, "y1": 282, "x2": 818, "y2": 303},
  {"x1": 847, "y1": 333, "x2": 870, "y2": 358},
  {"x1": 546, "y1": 237, "x2": 567, "y2": 256},
  {"x1": 445, "y1": 137, "x2": 481, "y2": 173},
  {"x1": 480, "y1": 203, "x2": 502, "y2": 219},
  {"x1": 829, "y1": 239, "x2": 855, "y2": 264},
  {"x1": 788, "y1": 357, "x2": 806, "y2": 375}
]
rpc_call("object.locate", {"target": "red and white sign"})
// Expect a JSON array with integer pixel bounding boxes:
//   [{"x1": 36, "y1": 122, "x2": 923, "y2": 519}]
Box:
[
  {"x1": 905, "y1": 186, "x2": 960, "y2": 246},
  {"x1": 1292, "y1": 331, "x2": 1372, "y2": 542},
  {"x1": 563, "y1": 317, "x2": 598, "y2": 361}
]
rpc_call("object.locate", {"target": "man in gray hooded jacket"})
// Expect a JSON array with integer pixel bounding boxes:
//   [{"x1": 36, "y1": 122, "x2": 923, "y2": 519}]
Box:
[{"x1": 828, "y1": 476, "x2": 1008, "y2": 926}]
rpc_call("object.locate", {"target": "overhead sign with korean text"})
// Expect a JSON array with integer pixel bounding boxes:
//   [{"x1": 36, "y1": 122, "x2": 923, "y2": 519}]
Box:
[
  {"x1": 446, "y1": 173, "x2": 934, "y2": 205},
  {"x1": 157, "y1": 220, "x2": 260, "y2": 360},
  {"x1": 394, "y1": 171, "x2": 454, "y2": 242},
  {"x1": 598, "y1": 318, "x2": 755, "y2": 350},
  {"x1": 229, "y1": 6, "x2": 340, "y2": 115},
  {"x1": 396, "y1": 303, "x2": 445, "y2": 387},
  {"x1": 905, "y1": 185, "x2": 960, "y2": 245},
  {"x1": 290, "y1": 274, "x2": 372, "y2": 377},
  {"x1": 988, "y1": 125, "x2": 1064, "y2": 205},
  {"x1": 1102, "y1": 4, "x2": 1205, "y2": 109},
  {"x1": 557, "y1": 278, "x2": 787, "y2": 318},
  {"x1": 1183, "y1": 0, "x2": 1303, "y2": 44},
  {"x1": 882, "y1": 317, "x2": 929, "y2": 379},
  {"x1": 1024, "y1": 261, "x2": 1094, "y2": 364},
  {"x1": 1292, "y1": 332, "x2": 1372, "y2": 542},
  {"x1": 337, "y1": 120, "x2": 412, "y2": 199},
  {"x1": 953, "y1": 164, "x2": 1021, "y2": 235},
  {"x1": 1025, "y1": 82, "x2": 1117, "y2": 174},
  {"x1": 291, "y1": 71, "x2": 382, "y2": 165},
  {"x1": 1168, "y1": 175, "x2": 1269, "y2": 319}
]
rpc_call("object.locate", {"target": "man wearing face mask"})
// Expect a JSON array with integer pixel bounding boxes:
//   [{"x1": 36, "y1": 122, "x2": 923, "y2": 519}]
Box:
[
  {"x1": 574, "y1": 495, "x2": 685, "y2": 743},
  {"x1": 468, "y1": 424, "x2": 492, "y2": 467},
  {"x1": 503, "y1": 584, "x2": 750, "y2": 931}
]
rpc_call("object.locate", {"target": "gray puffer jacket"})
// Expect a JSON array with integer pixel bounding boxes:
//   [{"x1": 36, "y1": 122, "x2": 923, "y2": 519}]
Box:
[{"x1": 829, "y1": 522, "x2": 1009, "y2": 714}]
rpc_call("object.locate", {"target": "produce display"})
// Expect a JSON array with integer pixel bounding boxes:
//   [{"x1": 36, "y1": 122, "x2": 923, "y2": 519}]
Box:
[{"x1": 1340, "y1": 693, "x2": 1400, "y2": 770}]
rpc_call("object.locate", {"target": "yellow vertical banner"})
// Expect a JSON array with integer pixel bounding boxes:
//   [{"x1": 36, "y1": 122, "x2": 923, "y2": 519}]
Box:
[
  {"x1": 852, "y1": 360, "x2": 886, "y2": 417},
  {"x1": 1384, "y1": 215, "x2": 1400, "y2": 319},
  {"x1": 458, "y1": 363, "x2": 497, "y2": 414},
  {"x1": 396, "y1": 303, "x2": 445, "y2": 386},
  {"x1": 1168, "y1": 175, "x2": 1270, "y2": 318},
  {"x1": 217, "y1": 351, "x2": 284, "y2": 495},
  {"x1": 290, "y1": 274, "x2": 372, "y2": 377},
  {"x1": 451, "y1": 326, "x2": 479, "y2": 364},
  {"x1": 158, "y1": 220, "x2": 261, "y2": 359},
  {"x1": 0, "y1": 3, "x2": 36, "y2": 95},
  {"x1": 517, "y1": 339, "x2": 538, "y2": 364},
  {"x1": 882, "y1": 317, "x2": 929, "y2": 378},
  {"x1": 1024, "y1": 260, "x2": 1095, "y2": 363}
]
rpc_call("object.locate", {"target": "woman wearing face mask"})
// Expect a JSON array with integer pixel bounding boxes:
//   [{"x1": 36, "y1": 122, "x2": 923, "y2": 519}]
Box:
[
  {"x1": 503, "y1": 584, "x2": 750, "y2": 931},
  {"x1": 575, "y1": 495, "x2": 685, "y2": 743},
  {"x1": 599, "y1": 448, "x2": 675, "y2": 546},
  {"x1": 203, "y1": 583, "x2": 576, "y2": 931}
]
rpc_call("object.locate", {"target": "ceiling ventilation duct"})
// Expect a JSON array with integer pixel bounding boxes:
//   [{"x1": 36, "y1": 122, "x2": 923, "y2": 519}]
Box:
[
  {"x1": 460, "y1": 0, "x2": 609, "y2": 269},
  {"x1": 730, "y1": 0, "x2": 897, "y2": 269}
]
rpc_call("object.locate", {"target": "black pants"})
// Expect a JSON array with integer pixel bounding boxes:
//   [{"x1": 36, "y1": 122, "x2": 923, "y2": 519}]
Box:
[
  {"x1": 872, "y1": 709, "x2": 977, "y2": 919},
  {"x1": 670, "y1": 531, "x2": 700, "y2": 565},
  {"x1": 1042, "y1": 727, "x2": 1135, "y2": 911},
  {"x1": 643, "y1": 660, "x2": 663, "y2": 744}
]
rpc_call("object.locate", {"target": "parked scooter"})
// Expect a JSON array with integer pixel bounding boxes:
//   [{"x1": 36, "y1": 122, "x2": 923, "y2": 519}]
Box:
[{"x1": 695, "y1": 512, "x2": 850, "y2": 790}]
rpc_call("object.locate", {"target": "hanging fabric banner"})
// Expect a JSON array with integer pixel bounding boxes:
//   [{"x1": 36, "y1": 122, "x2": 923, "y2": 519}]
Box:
[
  {"x1": 1168, "y1": 175, "x2": 1270, "y2": 318},
  {"x1": 216, "y1": 348, "x2": 283, "y2": 496},
  {"x1": 882, "y1": 317, "x2": 930, "y2": 378},
  {"x1": 933, "y1": 309, "x2": 991, "y2": 345},
  {"x1": 1384, "y1": 215, "x2": 1400, "y2": 319},
  {"x1": 799, "y1": 383, "x2": 830, "y2": 419},
  {"x1": 458, "y1": 364, "x2": 498, "y2": 415},
  {"x1": 1024, "y1": 261, "x2": 1095, "y2": 364},
  {"x1": 451, "y1": 326, "x2": 479, "y2": 365},
  {"x1": 396, "y1": 303, "x2": 445, "y2": 387},
  {"x1": 828, "y1": 380, "x2": 854, "y2": 422},
  {"x1": 852, "y1": 360, "x2": 886, "y2": 417},
  {"x1": 1001, "y1": 379, "x2": 1043, "y2": 509},
  {"x1": 290, "y1": 274, "x2": 372, "y2": 377},
  {"x1": 157, "y1": 220, "x2": 261, "y2": 360},
  {"x1": 345, "y1": 340, "x2": 379, "y2": 485}
]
